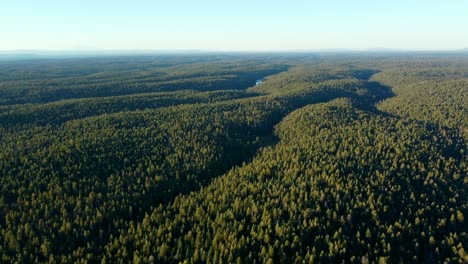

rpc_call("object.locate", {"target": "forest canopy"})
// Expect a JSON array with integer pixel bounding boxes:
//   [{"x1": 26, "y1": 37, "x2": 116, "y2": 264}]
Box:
[{"x1": 0, "y1": 53, "x2": 466, "y2": 263}]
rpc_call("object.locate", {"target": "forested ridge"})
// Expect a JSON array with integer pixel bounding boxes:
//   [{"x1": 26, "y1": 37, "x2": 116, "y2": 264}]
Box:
[{"x1": 0, "y1": 54, "x2": 466, "y2": 263}]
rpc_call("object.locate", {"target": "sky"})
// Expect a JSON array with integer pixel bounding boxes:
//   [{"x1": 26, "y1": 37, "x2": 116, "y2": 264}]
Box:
[{"x1": 1, "y1": 0, "x2": 467, "y2": 51}]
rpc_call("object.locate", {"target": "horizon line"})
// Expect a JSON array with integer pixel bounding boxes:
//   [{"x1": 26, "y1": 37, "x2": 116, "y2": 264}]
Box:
[{"x1": 1, "y1": 47, "x2": 468, "y2": 53}]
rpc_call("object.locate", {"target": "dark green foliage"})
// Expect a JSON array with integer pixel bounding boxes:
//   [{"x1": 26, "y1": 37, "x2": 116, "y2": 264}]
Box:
[
  {"x1": 0, "y1": 55, "x2": 289, "y2": 105},
  {"x1": 373, "y1": 68, "x2": 468, "y2": 139},
  {"x1": 0, "y1": 90, "x2": 257, "y2": 127},
  {"x1": 0, "y1": 54, "x2": 466, "y2": 263},
  {"x1": 110, "y1": 99, "x2": 465, "y2": 263}
]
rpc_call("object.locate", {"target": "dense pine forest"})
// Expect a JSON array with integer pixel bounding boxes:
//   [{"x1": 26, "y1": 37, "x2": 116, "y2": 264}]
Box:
[{"x1": 0, "y1": 53, "x2": 466, "y2": 263}]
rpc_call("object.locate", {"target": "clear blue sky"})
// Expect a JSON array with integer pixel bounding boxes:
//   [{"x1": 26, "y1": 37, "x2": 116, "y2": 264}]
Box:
[{"x1": 1, "y1": 0, "x2": 467, "y2": 51}]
